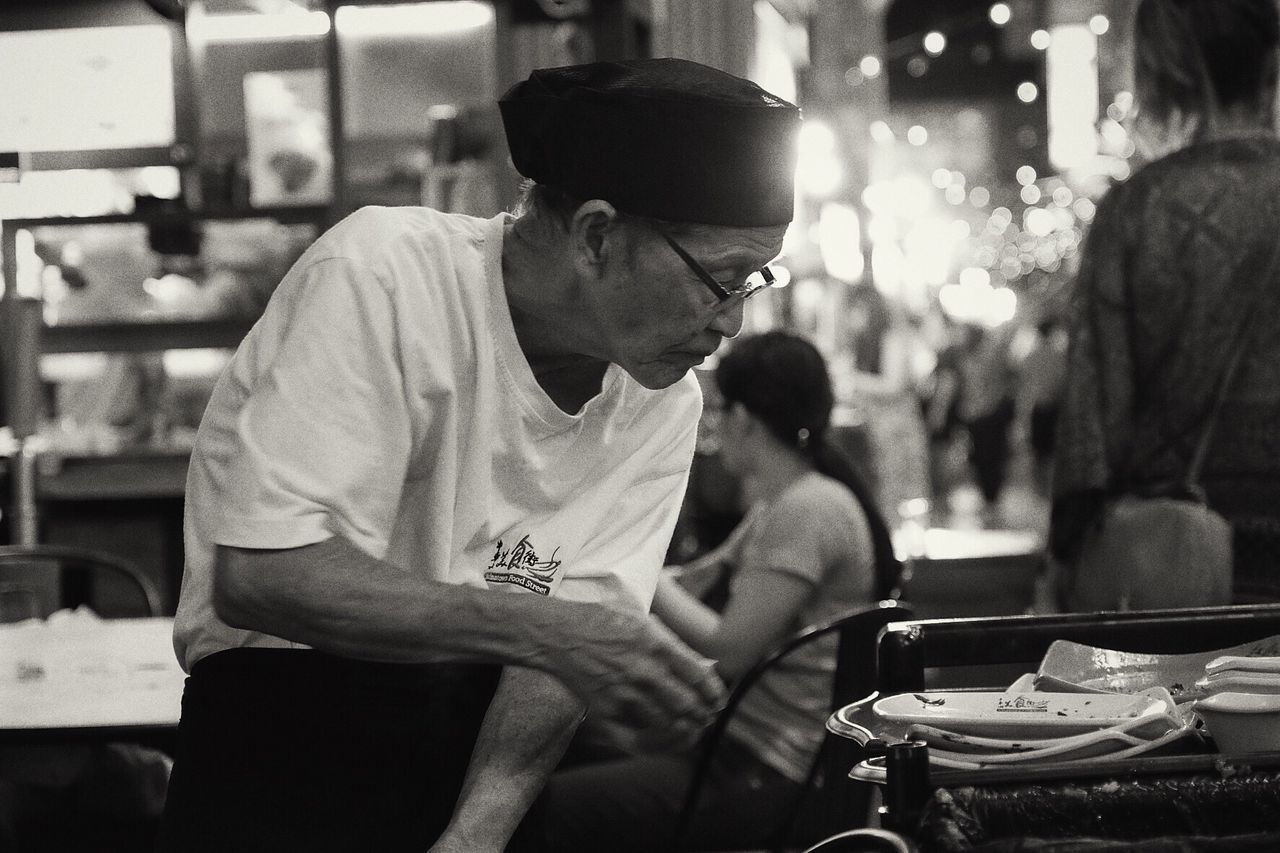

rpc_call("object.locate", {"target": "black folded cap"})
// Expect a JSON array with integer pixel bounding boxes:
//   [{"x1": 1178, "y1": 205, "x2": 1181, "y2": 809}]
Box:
[{"x1": 499, "y1": 58, "x2": 800, "y2": 227}]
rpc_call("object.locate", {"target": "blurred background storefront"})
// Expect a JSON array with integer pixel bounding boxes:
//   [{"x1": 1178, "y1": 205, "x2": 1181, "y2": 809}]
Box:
[{"x1": 0, "y1": 0, "x2": 1141, "y2": 613}]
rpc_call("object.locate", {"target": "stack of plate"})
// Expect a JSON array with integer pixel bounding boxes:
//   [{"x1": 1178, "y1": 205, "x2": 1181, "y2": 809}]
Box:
[
  {"x1": 868, "y1": 687, "x2": 1198, "y2": 770},
  {"x1": 1196, "y1": 656, "x2": 1280, "y2": 695},
  {"x1": 1190, "y1": 656, "x2": 1280, "y2": 754}
]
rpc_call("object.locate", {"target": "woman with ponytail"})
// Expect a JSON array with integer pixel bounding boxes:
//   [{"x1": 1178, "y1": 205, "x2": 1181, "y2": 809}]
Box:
[{"x1": 525, "y1": 330, "x2": 897, "y2": 852}]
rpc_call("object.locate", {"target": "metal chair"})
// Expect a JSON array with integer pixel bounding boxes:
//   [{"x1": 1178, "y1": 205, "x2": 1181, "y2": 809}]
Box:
[
  {"x1": 671, "y1": 599, "x2": 913, "y2": 852},
  {"x1": 800, "y1": 828, "x2": 919, "y2": 853},
  {"x1": 0, "y1": 544, "x2": 160, "y2": 619}
]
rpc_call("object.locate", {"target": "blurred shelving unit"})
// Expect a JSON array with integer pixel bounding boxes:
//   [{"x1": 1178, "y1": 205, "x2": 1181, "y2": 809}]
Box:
[{"x1": 0, "y1": 0, "x2": 665, "y2": 608}]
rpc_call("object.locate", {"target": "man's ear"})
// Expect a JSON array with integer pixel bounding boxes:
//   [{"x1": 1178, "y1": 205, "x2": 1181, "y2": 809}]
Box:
[{"x1": 568, "y1": 199, "x2": 622, "y2": 277}]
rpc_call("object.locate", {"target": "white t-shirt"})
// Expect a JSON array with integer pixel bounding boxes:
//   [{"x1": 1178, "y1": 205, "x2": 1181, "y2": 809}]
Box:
[{"x1": 174, "y1": 207, "x2": 701, "y2": 672}]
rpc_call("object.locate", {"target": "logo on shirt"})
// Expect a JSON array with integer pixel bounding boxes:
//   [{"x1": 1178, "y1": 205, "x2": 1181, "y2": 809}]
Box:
[{"x1": 484, "y1": 534, "x2": 562, "y2": 595}]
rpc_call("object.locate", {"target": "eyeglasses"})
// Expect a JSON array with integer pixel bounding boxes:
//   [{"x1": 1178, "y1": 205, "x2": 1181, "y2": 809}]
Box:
[{"x1": 660, "y1": 232, "x2": 777, "y2": 305}]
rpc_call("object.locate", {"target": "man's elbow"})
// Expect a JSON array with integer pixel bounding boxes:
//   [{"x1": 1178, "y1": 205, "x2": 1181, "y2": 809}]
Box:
[{"x1": 212, "y1": 546, "x2": 271, "y2": 630}]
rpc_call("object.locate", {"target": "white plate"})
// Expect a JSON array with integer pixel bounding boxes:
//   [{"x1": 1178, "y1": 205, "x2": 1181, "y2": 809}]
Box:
[
  {"x1": 848, "y1": 725, "x2": 1202, "y2": 779},
  {"x1": 1006, "y1": 673, "x2": 1037, "y2": 692},
  {"x1": 849, "y1": 758, "x2": 890, "y2": 783},
  {"x1": 1204, "y1": 655, "x2": 1280, "y2": 676},
  {"x1": 849, "y1": 755, "x2": 889, "y2": 784},
  {"x1": 872, "y1": 688, "x2": 1177, "y2": 738},
  {"x1": 1195, "y1": 672, "x2": 1280, "y2": 695},
  {"x1": 926, "y1": 725, "x2": 1201, "y2": 769},
  {"x1": 902, "y1": 711, "x2": 1183, "y2": 756},
  {"x1": 1035, "y1": 636, "x2": 1280, "y2": 699}
]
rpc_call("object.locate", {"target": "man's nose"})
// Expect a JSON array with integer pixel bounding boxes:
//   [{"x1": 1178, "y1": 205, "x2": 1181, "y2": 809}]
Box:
[{"x1": 708, "y1": 301, "x2": 745, "y2": 338}]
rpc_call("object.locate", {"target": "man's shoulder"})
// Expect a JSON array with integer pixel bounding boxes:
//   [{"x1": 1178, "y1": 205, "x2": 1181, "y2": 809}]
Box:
[
  {"x1": 326, "y1": 205, "x2": 495, "y2": 248},
  {"x1": 296, "y1": 207, "x2": 503, "y2": 300}
]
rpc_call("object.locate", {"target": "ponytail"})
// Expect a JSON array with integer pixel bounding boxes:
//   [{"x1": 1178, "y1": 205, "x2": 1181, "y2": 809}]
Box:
[{"x1": 812, "y1": 437, "x2": 903, "y2": 601}]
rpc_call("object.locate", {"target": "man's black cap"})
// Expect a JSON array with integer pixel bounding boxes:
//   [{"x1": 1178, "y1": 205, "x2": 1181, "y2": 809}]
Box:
[{"x1": 499, "y1": 58, "x2": 800, "y2": 227}]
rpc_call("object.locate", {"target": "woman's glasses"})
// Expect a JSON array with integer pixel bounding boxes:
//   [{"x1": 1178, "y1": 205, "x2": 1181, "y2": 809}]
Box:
[{"x1": 660, "y1": 232, "x2": 777, "y2": 305}]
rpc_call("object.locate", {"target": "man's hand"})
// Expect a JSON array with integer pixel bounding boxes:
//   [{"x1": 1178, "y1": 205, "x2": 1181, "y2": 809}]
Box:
[{"x1": 522, "y1": 600, "x2": 726, "y2": 743}]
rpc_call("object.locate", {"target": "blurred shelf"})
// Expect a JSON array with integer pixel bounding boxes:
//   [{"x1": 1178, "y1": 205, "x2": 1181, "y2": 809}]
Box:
[
  {"x1": 40, "y1": 318, "x2": 254, "y2": 354},
  {"x1": 0, "y1": 450, "x2": 190, "y2": 501},
  {"x1": 5, "y1": 205, "x2": 330, "y2": 230},
  {"x1": 37, "y1": 452, "x2": 190, "y2": 502}
]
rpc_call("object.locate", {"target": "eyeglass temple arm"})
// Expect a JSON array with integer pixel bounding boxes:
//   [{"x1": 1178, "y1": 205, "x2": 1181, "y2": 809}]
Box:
[{"x1": 660, "y1": 233, "x2": 733, "y2": 300}]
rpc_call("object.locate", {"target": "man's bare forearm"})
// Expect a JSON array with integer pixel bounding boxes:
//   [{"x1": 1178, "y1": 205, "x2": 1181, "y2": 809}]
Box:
[
  {"x1": 431, "y1": 667, "x2": 584, "y2": 852},
  {"x1": 212, "y1": 534, "x2": 726, "y2": 730},
  {"x1": 651, "y1": 571, "x2": 720, "y2": 655},
  {"x1": 214, "y1": 536, "x2": 557, "y2": 667}
]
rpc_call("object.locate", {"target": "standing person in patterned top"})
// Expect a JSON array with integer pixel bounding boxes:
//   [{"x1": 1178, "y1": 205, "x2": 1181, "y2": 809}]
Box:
[{"x1": 1051, "y1": 0, "x2": 1280, "y2": 605}]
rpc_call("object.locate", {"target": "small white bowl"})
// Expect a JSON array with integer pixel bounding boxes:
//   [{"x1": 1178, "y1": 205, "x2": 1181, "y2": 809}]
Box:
[{"x1": 1193, "y1": 691, "x2": 1280, "y2": 754}]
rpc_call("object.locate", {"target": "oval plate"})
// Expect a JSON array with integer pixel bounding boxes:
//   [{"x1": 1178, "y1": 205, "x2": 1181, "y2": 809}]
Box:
[
  {"x1": 1035, "y1": 636, "x2": 1280, "y2": 699},
  {"x1": 872, "y1": 688, "x2": 1177, "y2": 738}
]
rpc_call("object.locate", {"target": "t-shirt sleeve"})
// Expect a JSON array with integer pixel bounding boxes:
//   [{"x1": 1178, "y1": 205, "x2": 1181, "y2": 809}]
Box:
[
  {"x1": 204, "y1": 257, "x2": 414, "y2": 556},
  {"x1": 739, "y1": 482, "x2": 868, "y2": 588}
]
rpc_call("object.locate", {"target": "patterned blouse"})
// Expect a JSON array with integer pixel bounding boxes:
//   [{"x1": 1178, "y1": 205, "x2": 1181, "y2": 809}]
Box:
[{"x1": 1051, "y1": 132, "x2": 1280, "y2": 601}]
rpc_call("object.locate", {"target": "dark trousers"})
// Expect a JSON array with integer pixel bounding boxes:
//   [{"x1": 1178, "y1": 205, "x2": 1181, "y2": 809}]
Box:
[
  {"x1": 523, "y1": 735, "x2": 803, "y2": 853},
  {"x1": 966, "y1": 398, "x2": 1016, "y2": 504},
  {"x1": 1030, "y1": 402, "x2": 1060, "y2": 464},
  {"x1": 156, "y1": 649, "x2": 502, "y2": 853}
]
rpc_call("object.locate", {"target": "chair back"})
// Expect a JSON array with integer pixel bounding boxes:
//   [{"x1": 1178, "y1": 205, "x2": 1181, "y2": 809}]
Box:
[
  {"x1": 876, "y1": 602, "x2": 1280, "y2": 695},
  {"x1": 672, "y1": 599, "x2": 913, "y2": 852},
  {"x1": 801, "y1": 827, "x2": 919, "y2": 853},
  {"x1": 0, "y1": 545, "x2": 160, "y2": 620}
]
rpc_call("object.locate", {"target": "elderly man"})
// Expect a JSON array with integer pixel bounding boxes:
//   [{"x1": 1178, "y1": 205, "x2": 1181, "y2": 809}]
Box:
[{"x1": 158, "y1": 58, "x2": 799, "y2": 852}]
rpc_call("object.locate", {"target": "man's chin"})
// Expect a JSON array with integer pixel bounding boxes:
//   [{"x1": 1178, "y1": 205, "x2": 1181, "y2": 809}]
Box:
[{"x1": 622, "y1": 360, "x2": 691, "y2": 390}]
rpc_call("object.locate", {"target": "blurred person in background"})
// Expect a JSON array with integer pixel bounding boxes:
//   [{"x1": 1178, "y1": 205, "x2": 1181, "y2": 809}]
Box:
[
  {"x1": 1051, "y1": 0, "x2": 1280, "y2": 604},
  {"x1": 847, "y1": 290, "x2": 933, "y2": 533},
  {"x1": 1015, "y1": 318, "x2": 1069, "y2": 496},
  {"x1": 158, "y1": 58, "x2": 800, "y2": 853},
  {"x1": 920, "y1": 312, "x2": 967, "y2": 512},
  {"x1": 956, "y1": 323, "x2": 1018, "y2": 523},
  {"x1": 524, "y1": 330, "x2": 899, "y2": 853}
]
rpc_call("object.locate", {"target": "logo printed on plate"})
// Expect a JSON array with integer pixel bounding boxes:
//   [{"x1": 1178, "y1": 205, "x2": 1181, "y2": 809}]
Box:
[{"x1": 996, "y1": 695, "x2": 1051, "y2": 713}]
